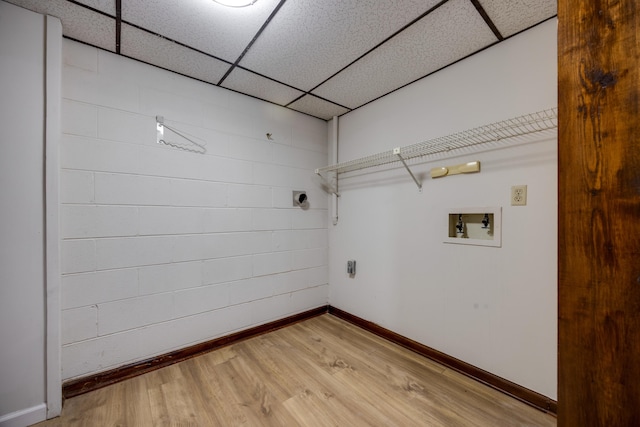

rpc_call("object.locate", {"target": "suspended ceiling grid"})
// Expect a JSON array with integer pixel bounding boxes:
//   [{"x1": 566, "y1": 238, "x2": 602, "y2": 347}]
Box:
[{"x1": 4, "y1": 0, "x2": 557, "y2": 121}]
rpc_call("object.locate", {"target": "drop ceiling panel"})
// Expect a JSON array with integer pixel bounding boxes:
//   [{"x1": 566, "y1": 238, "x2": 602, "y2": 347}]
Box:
[
  {"x1": 288, "y1": 96, "x2": 350, "y2": 121},
  {"x1": 9, "y1": 0, "x2": 558, "y2": 121},
  {"x1": 121, "y1": 24, "x2": 231, "y2": 86},
  {"x1": 221, "y1": 68, "x2": 304, "y2": 106},
  {"x1": 239, "y1": 0, "x2": 442, "y2": 91},
  {"x1": 312, "y1": 0, "x2": 498, "y2": 109},
  {"x1": 72, "y1": 0, "x2": 115, "y2": 15},
  {"x1": 4, "y1": 0, "x2": 116, "y2": 52},
  {"x1": 479, "y1": 0, "x2": 557, "y2": 37},
  {"x1": 122, "y1": 0, "x2": 282, "y2": 63}
]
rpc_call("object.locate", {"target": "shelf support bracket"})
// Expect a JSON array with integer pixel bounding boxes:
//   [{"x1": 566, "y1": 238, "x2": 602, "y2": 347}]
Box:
[
  {"x1": 394, "y1": 148, "x2": 422, "y2": 191},
  {"x1": 315, "y1": 169, "x2": 340, "y2": 197}
]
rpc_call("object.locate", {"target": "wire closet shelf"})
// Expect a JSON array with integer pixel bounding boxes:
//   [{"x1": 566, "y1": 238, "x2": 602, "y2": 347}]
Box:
[{"x1": 316, "y1": 108, "x2": 558, "y2": 180}]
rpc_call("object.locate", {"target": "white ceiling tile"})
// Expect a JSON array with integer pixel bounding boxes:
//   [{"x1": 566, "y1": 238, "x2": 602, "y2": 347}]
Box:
[
  {"x1": 7, "y1": 0, "x2": 557, "y2": 121},
  {"x1": 4, "y1": 0, "x2": 116, "y2": 52},
  {"x1": 121, "y1": 0, "x2": 282, "y2": 63},
  {"x1": 239, "y1": 0, "x2": 442, "y2": 91},
  {"x1": 288, "y1": 96, "x2": 350, "y2": 121},
  {"x1": 72, "y1": 0, "x2": 115, "y2": 16},
  {"x1": 312, "y1": 0, "x2": 498, "y2": 109},
  {"x1": 479, "y1": 0, "x2": 557, "y2": 38},
  {"x1": 221, "y1": 68, "x2": 304, "y2": 106},
  {"x1": 121, "y1": 24, "x2": 230, "y2": 85}
]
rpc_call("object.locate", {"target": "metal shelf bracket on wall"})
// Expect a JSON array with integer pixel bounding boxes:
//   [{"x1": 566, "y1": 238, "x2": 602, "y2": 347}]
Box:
[
  {"x1": 394, "y1": 147, "x2": 422, "y2": 191},
  {"x1": 315, "y1": 108, "x2": 558, "y2": 193},
  {"x1": 314, "y1": 169, "x2": 340, "y2": 197}
]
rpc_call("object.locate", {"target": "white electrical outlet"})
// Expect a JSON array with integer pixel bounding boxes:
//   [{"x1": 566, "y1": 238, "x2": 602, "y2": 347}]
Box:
[{"x1": 511, "y1": 185, "x2": 527, "y2": 206}]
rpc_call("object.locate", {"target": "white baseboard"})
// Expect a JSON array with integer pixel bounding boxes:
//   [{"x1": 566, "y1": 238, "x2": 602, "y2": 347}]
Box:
[{"x1": 0, "y1": 403, "x2": 47, "y2": 427}]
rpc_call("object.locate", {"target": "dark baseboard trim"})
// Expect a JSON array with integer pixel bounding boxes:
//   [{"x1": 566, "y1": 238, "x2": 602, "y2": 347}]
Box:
[
  {"x1": 62, "y1": 305, "x2": 329, "y2": 399},
  {"x1": 327, "y1": 306, "x2": 557, "y2": 415},
  {"x1": 62, "y1": 304, "x2": 556, "y2": 416}
]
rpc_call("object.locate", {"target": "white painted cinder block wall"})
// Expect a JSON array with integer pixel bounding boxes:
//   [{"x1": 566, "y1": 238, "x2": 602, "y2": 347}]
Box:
[
  {"x1": 60, "y1": 40, "x2": 329, "y2": 380},
  {"x1": 329, "y1": 19, "x2": 558, "y2": 399}
]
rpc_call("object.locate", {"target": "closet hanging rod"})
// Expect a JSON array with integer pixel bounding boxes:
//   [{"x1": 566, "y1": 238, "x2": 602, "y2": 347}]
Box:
[{"x1": 315, "y1": 107, "x2": 557, "y2": 176}]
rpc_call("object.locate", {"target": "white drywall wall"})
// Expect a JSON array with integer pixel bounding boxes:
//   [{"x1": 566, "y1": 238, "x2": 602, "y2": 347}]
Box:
[
  {"x1": 329, "y1": 19, "x2": 558, "y2": 399},
  {"x1": 0, "y1": 1, "x2": 47, "y2": 425},
  {"x1": 60, "y1": 40, "x2": 329, "y2": 380}
]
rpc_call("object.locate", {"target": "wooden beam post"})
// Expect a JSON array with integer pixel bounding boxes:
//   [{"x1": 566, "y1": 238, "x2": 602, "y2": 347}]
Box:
[{"x1": 558, "y1": 1, "x2": 640, "y2": 425}]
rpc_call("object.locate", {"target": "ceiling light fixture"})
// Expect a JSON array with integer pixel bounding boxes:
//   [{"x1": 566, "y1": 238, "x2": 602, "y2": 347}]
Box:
[{"x1": 213, "y1": 0, "x2": 257, "y2": 7}]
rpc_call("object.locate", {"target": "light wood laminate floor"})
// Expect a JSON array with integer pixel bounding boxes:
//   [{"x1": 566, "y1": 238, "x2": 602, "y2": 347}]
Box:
[{"x1": 35, "y1": 314, "x2": 556, "y2": 426}]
